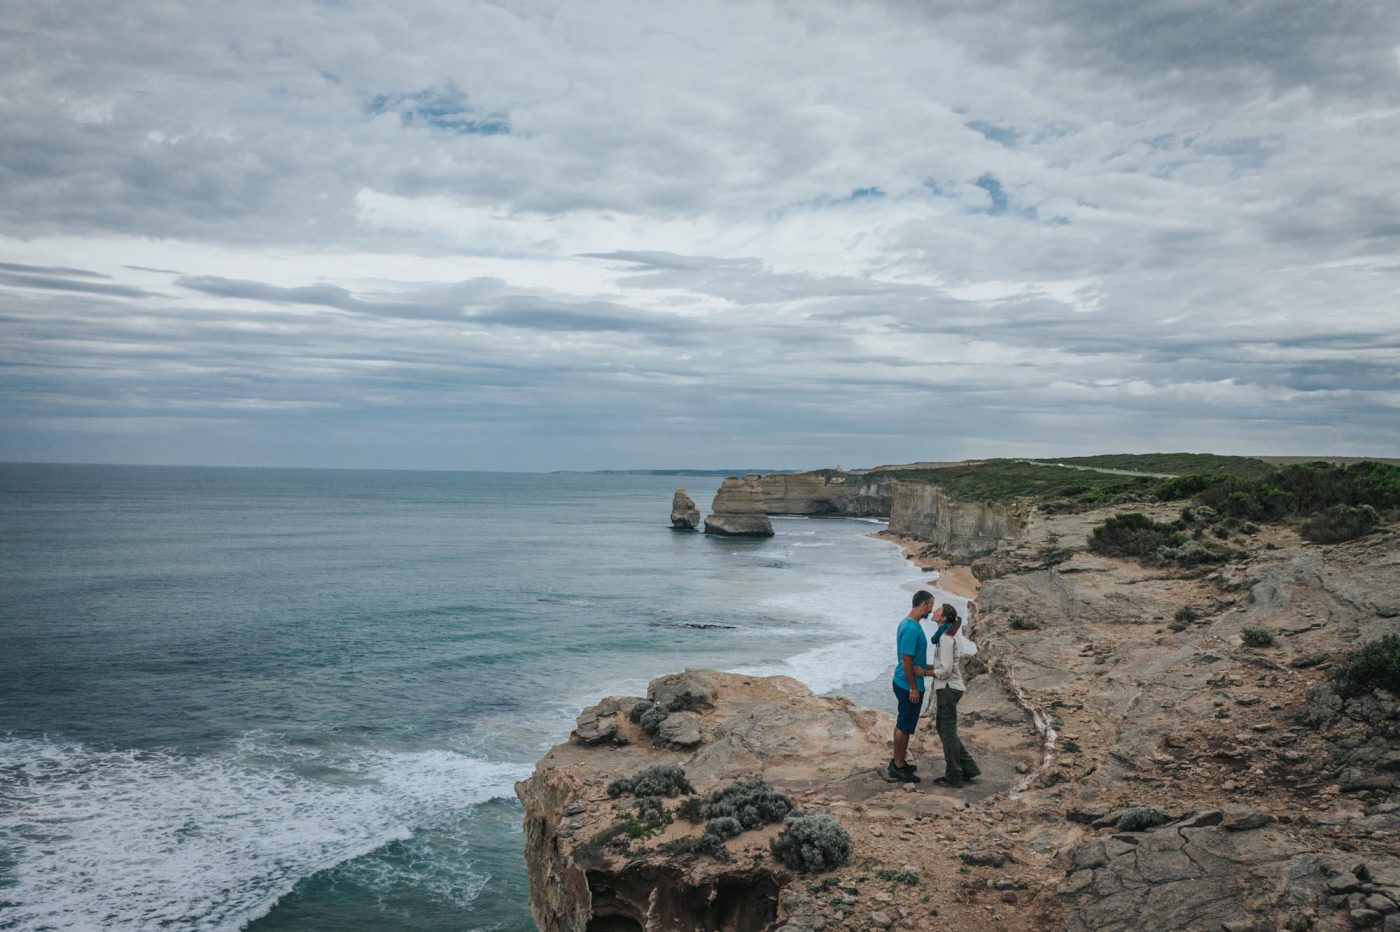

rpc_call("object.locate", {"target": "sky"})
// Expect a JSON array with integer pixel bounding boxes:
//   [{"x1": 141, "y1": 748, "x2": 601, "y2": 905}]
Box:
[{"x1": 2, "y1": 1, "x2": 1399, "y2": 471}]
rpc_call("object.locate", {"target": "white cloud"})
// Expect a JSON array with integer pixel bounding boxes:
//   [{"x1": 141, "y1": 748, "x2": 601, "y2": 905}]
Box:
[{"x1": 0, "y1": 0, "x2": 1397, "y2": 468}]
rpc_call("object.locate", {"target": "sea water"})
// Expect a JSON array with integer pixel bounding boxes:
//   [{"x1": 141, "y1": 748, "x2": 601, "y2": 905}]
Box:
[{"x1": 0, "y1": 465, "x2": 934, "y2": 931}]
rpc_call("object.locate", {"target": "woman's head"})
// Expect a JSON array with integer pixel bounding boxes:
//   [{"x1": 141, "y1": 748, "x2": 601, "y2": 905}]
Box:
[{"x1": 938, "y1": 603, "x2": 961, "y2": 630}]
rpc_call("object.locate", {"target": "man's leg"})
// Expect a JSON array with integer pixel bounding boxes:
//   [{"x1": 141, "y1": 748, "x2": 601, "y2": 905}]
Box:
[
  {"x1": 893, "y1": 728, "x2": 911, "y2": 768},
  {"x1": 936, "y1": 688, "x2": 965, "y2": 785}
]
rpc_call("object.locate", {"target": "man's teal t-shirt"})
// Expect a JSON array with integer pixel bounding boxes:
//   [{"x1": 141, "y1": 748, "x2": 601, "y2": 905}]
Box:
[{"x1": 892, "y1": 616, "x2": 927, "y2": 691}]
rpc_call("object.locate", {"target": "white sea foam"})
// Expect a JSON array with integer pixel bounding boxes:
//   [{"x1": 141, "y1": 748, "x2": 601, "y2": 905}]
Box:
[
  {"x1": 0, "y1": 736, "x2": 528, "y2": 932},
  {"x1": 736, "y1": 531, "x2": 965, "y2": 694}
]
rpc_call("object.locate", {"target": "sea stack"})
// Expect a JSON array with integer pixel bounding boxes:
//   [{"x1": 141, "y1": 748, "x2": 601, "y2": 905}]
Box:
[
  {"x1": 670, "y1": 488, "x2": 700, "y2": 530},
  {"x1": 703, "y1": 475, "x2": 775, "y2": 536}
]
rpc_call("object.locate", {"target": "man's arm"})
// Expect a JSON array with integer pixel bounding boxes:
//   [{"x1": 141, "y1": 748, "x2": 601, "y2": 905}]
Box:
[{"x1": 900, "y1": 652, "x2": 920, "y2": 701}]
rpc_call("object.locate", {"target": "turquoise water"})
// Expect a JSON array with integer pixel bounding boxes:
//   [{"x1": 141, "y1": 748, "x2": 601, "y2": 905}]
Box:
[{"x1": 0, "y1": 465, "x2": 924, "y2": 930}]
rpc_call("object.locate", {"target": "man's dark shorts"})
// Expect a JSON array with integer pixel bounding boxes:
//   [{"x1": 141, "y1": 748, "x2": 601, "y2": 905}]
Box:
[{"x1": 892, "y1": 680, "x2": 924, "y2": 733}]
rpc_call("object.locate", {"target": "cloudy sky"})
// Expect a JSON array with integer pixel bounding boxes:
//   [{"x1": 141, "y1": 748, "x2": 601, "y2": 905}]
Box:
[{"x1": 2, "y1": 1, "x2": 1398, "y2": 470}]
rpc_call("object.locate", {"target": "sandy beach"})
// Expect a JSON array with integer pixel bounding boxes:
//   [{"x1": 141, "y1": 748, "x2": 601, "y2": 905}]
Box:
[{"x1": 872, "y1": 530, "x2": 981, "y2": 599}]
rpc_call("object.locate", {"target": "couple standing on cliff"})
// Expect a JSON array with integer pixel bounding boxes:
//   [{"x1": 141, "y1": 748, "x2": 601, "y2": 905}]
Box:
[{"x1": 888, "y1": 590, "x2": 980, "y2": 786}]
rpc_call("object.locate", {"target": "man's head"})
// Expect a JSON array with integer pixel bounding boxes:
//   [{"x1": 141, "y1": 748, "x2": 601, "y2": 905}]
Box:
[{"x1": 911, "y1": 590, "x2": 934, "y2": 619}]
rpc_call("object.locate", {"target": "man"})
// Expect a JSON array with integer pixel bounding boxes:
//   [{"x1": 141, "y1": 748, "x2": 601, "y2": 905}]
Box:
[
  {"x1": 889, "y1": 590, "x2": 938, "y2": 783},
  {"x1": 931, "y1": 603, "x2": 981, "y2": 788}
]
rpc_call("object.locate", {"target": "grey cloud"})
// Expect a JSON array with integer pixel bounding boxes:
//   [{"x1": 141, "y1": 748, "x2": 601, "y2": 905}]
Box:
[
  {"x1": 0, "y1": 261, "x2": 107, "y2": 278},
  {"x1": 0, "y1": 270, "x2": 149, "y2": 298}
]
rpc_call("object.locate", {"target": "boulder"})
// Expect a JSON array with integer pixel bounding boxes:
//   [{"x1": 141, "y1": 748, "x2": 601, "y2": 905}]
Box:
[
  {"x1": 670, "y1": 489, "x2": 700, "y2": 530},
  {"x1": 571, "y1": 695, "x2": 641, "y2": 746},
  {"x1": 704, "y1": 476, "x2": 775, "y2": 536},
  {"x1": 656, "y1": 711, "x2": 703, "y2": 748},
  {"x1": 648, "y1": 670, "x2": 718, "y2": 712}
]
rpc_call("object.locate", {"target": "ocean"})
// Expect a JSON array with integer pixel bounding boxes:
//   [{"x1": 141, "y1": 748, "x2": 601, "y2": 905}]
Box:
[{"x1": 0, "y1": 464, "x2": 936, "y2": 931}]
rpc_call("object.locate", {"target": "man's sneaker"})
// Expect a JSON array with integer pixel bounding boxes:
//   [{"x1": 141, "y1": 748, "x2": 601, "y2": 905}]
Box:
[
  {"x1": 889, "y1": 758, "x2": 917, "y2": 772},
  {"x1": 887, "y1": 762, "x2": 922, "y2": 783}
]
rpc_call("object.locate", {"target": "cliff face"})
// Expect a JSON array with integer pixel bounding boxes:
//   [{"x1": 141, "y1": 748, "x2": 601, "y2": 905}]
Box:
[
  {"x1": 704, "y1": 476, "x2": 775, "y2": 536},
  {"x1": 756, "y1": 472, "x2": 892, "y2": 517},
  {"x1": 886, "y1": 480, "x2": 1032, "y2": 558}
]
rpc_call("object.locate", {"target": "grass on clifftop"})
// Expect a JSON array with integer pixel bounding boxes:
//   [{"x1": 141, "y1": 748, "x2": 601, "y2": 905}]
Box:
[{"x1": 876, "y1": 460, "x2": 1158, "y2": 503}]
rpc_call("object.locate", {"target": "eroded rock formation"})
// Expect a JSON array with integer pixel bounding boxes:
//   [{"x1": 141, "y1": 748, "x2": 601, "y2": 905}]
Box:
[
  {"x1": 704, "y1": 476, "x2": 775, "y2": 536},
  {"x1": 887, "y1": 479, "x2": 1033, "y2": 558},
  {"x1": 670, "y1": 489, "x2": 700, "y2": 530},
  {"x1": 757, "y1": 471, "x2": 893, "y2": 517}
]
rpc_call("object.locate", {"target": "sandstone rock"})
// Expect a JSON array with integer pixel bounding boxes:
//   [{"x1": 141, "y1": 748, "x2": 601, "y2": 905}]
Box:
[
  {"x1": 704, "y1": 476, "x2": 776, "y2": 536},
  {"x1": 869, "y1": 910, "x2": 893, "y2": 928},
  {"x1": 648, "y1": 670, "x2": 717, "y2": 712},
  {"x1": 670, "y1": 488, "x2": 700, "y2": 529},
  {"x1": 959, "y1": 846, "x2": 1010, "y2": 867},
  {"x1": 1221, "y1": 806, "x2": 1276, "y2": 831},
  {"x1": 655, "y1": 711, "x2": 702, "y2": 748},
  {"x1": 572, "y1": 696, "x2": 641, "y2": 746}
]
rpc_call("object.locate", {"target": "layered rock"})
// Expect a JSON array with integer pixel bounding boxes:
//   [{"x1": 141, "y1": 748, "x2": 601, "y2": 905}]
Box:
[
  {"x1": 757, "y1": 471, "x2": 892, "y2": 517},
  {"x1": 670, "y1": 488, "x2": 701, "y2": 530},
  {"x1": 887, "y1": 480, "x2": 1032, "y2": 558},
  {"x1": 704, "y1": 475, "x2": 775, "y2": 536}
]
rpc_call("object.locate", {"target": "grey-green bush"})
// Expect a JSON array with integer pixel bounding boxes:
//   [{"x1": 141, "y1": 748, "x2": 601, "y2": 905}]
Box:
[
  {"x1": 607, "y1": 764, "x2": 694, "y2": 798},
  {"x1": 770, "y1": 813, "x2": 850, "y2": 873},
  {"x1": 704, "y1": 816, "x2": 743, "y2": 839},
  {"x1": 1116, "y1": 806, "x2": 1168, "y2": 832},
  {"x1": 703, "y1": 779, "x2": 794, "y2": 829}
]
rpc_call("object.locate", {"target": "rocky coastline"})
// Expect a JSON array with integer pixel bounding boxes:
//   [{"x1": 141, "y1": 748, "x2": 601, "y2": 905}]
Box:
[{"x1": 521, "y1": 469, "x2": 1400, "y2": 931}]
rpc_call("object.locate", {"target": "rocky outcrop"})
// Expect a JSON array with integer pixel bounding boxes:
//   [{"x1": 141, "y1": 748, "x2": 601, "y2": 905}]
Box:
[
  {"x1": 671, "y1": 489, "x2": 701, "y2": 530},
  {"x1": 517, "y1": 669, "x2": 1039, "y2": 932},
  {"x1": 704, "y1": 476, "x2": 775, "y2": 536},
  {"x1": 887, "y1": 480, "x2": 1032, "y2": 558}
]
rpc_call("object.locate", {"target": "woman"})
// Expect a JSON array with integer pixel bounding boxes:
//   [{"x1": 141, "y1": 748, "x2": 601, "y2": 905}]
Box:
[{"x1": 930, "y1": 603, "x2": 981, "y2": 788}]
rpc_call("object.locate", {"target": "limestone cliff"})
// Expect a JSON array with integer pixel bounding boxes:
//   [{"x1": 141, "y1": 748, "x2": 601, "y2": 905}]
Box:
[
  {"x1": 757, "y1": 472, "x2": 892, "y2": 517},
  {"x1": 670, "y1": 489, "x2": 700, "y2": 530},
  {"x1": 886, "y1": 479, "x2": 1032, "y2": 558},
  {"x1": 704, "y1": 476, "x2": 775, "y2": 536}
]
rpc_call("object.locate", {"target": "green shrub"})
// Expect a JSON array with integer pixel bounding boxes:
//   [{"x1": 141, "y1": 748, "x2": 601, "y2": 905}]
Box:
[
  {"x1": 1116, "y1": 807, "x2": 1168, "y2": 832},
  {"x1": 770, "y1": 813, "x2": 850, "y2": 873},
  {"x1": 1009, "y1": 616, "x2": 1040, "y2": 631},
  {"x1": 1332, "y1": 635, "x2": 1400, "y2": 698},
  {"x1": 1174, "y1": 607, "x2": 1199, "y2": 623},
  {"x1": 1089, "y1": 513, "x2": 1183, "y2": 559},
  {"x1": 877, "y1": 869, "x2": 919, "y2": 885},
  {"x1": 703, "y1": 779, "x2": 794, "y2": 830},
  {"x1": 1300, "y1": 504, "x2": 1381, "y2": 544},
  {"x1": 676, "y1": 796, "x2": 704, "y2": 823},
  {"x1": 607, "y1": 764, "x2": 694, "y2": 798},
  {"x1": 1241, "y1": 628, "x2": 1275, "y2": 648},
  {"x1": 1213, "y1": 526, "x2": 1231, "y2": 539},
  {"x1": 1156, "y1": 474, "x2": 1222, "y2": 501}
]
